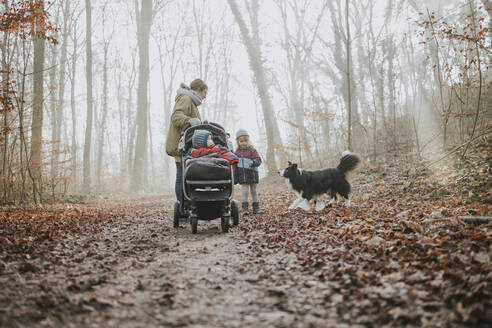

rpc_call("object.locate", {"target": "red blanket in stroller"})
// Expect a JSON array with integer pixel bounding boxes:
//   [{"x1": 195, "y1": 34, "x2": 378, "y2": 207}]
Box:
[{"x1": 191, "y1": 145, "x2": 238, "y2": 164}]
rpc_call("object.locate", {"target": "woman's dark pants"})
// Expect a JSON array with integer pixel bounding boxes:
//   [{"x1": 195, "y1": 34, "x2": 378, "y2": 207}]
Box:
[{"x1": 175, "y1": 161, "x2": 183, "y2": 208}]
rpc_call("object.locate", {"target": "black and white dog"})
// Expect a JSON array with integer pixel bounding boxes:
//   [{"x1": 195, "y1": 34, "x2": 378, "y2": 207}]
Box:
[{"x1": 278, "y1": 151, "x2": 360, "y2": 211}]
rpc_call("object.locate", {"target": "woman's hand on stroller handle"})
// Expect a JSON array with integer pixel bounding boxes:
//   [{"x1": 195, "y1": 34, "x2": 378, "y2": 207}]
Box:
[{"x1": 189, "y1": 118, "x2": 201, "y2": 126}]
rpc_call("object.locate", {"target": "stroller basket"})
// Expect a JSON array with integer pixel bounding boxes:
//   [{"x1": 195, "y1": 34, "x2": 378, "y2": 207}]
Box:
[
  {"x1": 184, "y1": 157, "x2": 233, "y2": 201},
  {"x1": 184, "y1": 157, "x2": 231, "y2": 181}
]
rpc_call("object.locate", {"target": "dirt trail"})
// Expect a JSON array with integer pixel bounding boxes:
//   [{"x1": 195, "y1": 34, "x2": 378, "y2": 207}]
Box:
[
  {"x1": 1, "y1": 197, "x2": 330, "y2": 328},
  {"x1": 2, "y1": 164, "x2": 491, "y2": 327}
]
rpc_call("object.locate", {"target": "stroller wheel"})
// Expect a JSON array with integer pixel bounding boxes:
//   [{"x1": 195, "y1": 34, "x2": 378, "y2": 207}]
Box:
[
  {"x1": 191, "y1": 217, "x2": 198, "y2": 234},
  {"x1": 173, "y1": 202, "x2": 180, "y2": 228},
  {"x1": 221, "y1": 216, "x2": 230, "y2": 233},
  {"x1": 231, "y1": 200, "x2": 239, "y2": 226}
]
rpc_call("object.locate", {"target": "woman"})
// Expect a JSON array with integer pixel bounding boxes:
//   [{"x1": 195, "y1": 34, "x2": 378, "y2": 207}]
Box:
[{"x1": 166, "y1": 79, "x2": 208, "y2": 212}]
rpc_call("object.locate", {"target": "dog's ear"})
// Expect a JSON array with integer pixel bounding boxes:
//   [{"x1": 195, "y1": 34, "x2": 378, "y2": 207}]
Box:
[{"x1": 288, "y1": 161, "x2": 292, "y2": 165}]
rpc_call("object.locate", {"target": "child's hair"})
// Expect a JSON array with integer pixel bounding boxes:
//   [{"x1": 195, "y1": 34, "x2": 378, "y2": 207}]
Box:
[{"x1": 236, "y1": 135, "x2": 251, "y2": 149}]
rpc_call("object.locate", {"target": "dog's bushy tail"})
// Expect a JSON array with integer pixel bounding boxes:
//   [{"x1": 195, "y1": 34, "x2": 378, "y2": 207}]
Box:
[{"x1": 337, "y1": 151, "x2": 360, "y2": 175}]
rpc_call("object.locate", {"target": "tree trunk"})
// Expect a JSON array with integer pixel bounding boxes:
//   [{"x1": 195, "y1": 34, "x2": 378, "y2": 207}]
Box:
[
  {"x1": 96, "y1": 40, "x2": 109, "y2": 188},
  {"x1": 147, "y1": 91, "x2": 154, "y2": 190},
  {"x1": 156, "y1": 39, "x2": 176, "y2": 192},
  {"x1": 228, "y1": 0, "x2": 282, "y2": 174},
  {"x1": 126, "y1": 62, "x2": 137, "y2": 177},
  {"x1": 124, "y1": 54, "x2": 137, "y2": 179},
  {"x1": 31, "y1": 0, "x2": 46, "y2": 203},
  {"x1": 131, "y1": 0, "x2": 153, "y2": 191},
  {"x1": 49, "y1": 9, "x2": 59, "y2": 185},
  {"x1": 323, "y1": 0, "x2": 360, "y2": 153},
  {"x1": 48, "y1": 39, "x2": 57, "y2": 196},
  {"x1": 1, "y1": 26, "x2": 9, "y2": 200},
  {"x1": 53, "y1": 0, "x2": 70, "y2": 186},
  {"x1": 387, "y1": 39, "x2": 397, "y2": 149},
  {"x1": 116, "y1": 69, "x2": 125, "y2": 176},
  {"x1": 83, "y1": 0, "x2": 93, "y2": 193},
  {"x1": 70, "y1": 23, "x2": 78, "y2": 190},
  {"x1": 18, "y1": 44, "x2": 29, "y2": 202},
  {"x1": 345, "y1": 0, "x2": 352, "y2": 151}
]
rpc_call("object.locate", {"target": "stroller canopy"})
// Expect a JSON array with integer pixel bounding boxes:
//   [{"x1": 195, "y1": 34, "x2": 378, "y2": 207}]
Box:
[{"x1": 178, "y1": 122, "x2": 232, "y2": 153}]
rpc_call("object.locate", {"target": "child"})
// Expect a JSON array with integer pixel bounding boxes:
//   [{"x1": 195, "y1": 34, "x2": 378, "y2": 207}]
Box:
[
  {"x1": 233, "y1": 129, "x2": 264, "y2": 215},
  {"x1": 190, "y1": 130, "x2": 238, "y2": 164}
]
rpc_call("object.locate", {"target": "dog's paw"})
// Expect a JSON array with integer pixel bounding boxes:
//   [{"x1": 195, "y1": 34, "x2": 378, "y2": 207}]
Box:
[
  {"x1": 288, "y1": 198, "x2": 300, "y2": 210},
  {"x1": 345, "y1": 199, "x2": 351, "y2": 207},
  {"x1": 298, "y1": 199, "x2": 311, "y2": 211},
  {"x1": 328, "y1": 198, "x2": 336, "y2": 205},
  {"x1": 315, "y1": 202, "x2": 325, "y2": 211}
]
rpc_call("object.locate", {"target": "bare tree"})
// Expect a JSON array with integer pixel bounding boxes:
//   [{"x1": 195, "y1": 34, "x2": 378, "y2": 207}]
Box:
[
  {"x1": 187, "y1": 4, "x2": 235, "y2": 126},
  {"x1": 190, "y1": 0, "x2": 214, "y2": 82},
  {"x1": 48, "y1": 8, "x2": 60, "y2": 185},
  {"x1": 52, "y1": 0, "x2": 70, "y2": 187},
  {"x1": 345, "y1": 0, "x2": 353, "y2": 151},
  {"x1": 209, "y1": 23, "x2": 235, "y2": 125},
  {"x1": 69, "y1": 7, "x2": 82, "y2": 189},
  {"x1": 273, "y1": 0, "x2": 326, "y2": 164},
  {"x1": 154, "y1": 8, "x2": 185, "y2": 192},
  {"x1": 318, "y1": 0, "x2": 359, "y2": 152},
  {"x1": 1, "y1": 3, "x2": 12, "y2": 201},
  {"x1": 365, "y1": 0, "x2": 383, "y2": 162},
  {"x1": 228, "y1": 0, "x2": 284, "y2": 174},
  {"x1": 31, "y1": 0, "x2": 46, "y2": 202},
  {"x1": 130, "y1": 0, "x2": 153, "y2": 191},
  {"x1": 462, "y1": 0, "x2": 485, "y2": 157},
  {"x1": 125, "y1": 51, "x2": 137, "y2": 178},
  {"x1": 83, "y1": 0, "x2": 93, "y2": 192},
  {"x1": 96, "y1": 4, "x2": 114, "y2": 188}
]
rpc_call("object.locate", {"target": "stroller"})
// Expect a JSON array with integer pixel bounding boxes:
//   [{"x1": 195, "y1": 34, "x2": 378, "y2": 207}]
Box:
[{"x1": 173, "y1": 121, "x2": 239, "y2": 234}]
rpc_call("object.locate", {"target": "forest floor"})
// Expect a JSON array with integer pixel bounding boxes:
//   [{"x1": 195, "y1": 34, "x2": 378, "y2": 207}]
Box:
[{"x1": 0, "y1": 152, "x2": 491, "y2": 327}]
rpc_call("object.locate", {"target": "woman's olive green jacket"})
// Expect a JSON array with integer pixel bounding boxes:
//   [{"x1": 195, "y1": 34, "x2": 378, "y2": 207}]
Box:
[{"x1": 165, "y1": 94, "x2": 201, "y2": 157}]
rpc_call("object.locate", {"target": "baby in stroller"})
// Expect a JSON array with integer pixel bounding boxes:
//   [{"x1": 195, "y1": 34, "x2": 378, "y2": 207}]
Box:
[
  {"x1": 188, "y1": 129, "x2": 238, "y2": 165},
  {"x1": 173, "y1": 122, "x2": 240, "y2": 234}
]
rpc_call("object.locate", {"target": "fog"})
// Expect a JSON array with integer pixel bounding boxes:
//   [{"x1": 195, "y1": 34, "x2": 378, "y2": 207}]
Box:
[{"x1": 0, "y1": 0, "x2": 489, "y2": 202}]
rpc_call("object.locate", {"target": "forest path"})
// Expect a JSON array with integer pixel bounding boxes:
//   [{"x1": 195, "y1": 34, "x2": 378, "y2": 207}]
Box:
[
  {"x1": 1, "y1": 196, "x2": 328, "y2": 328},
  {"x1": 2, "y1": 162, "x2": 491, "y2": 327},
  {"x1": 87, "y1": 210, "x2": 302, "y2": 328}
]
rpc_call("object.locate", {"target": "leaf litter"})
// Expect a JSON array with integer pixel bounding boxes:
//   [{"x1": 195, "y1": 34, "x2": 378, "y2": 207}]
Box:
[{"x1": 0, "y1": 156, "x2": 490, "y2": 327}]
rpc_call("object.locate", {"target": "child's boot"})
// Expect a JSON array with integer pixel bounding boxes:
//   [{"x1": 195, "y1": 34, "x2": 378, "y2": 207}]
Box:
[
  {"x1": 241, "y1": 202, "x2": 249, "y2": 216},
  {"x1": 252, "y1": 202, "x2": 264, "y2": 214}
]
